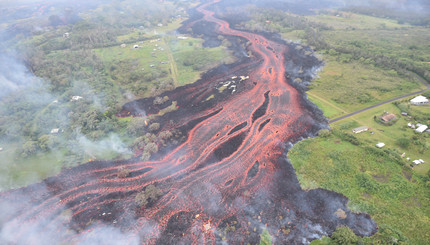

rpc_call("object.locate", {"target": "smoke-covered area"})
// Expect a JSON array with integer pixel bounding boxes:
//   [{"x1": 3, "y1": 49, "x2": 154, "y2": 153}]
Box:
[{"x1": 0, "y1": 51, "x2": 133, "y2": 190}]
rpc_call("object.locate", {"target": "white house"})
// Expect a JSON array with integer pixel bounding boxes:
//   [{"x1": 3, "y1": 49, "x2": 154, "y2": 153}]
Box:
[
  {"x1": 50, "y1": 128, "x2": 60, "y2": 134},
  {"x1": 71, "y1": 96, "x2": 83, "y2": 101},
  {"x1": 376, "y1": 142, "x2": 385, "y2": 148},
  {"x1": 352, "y1": 126, "x2": 369, "y2": 134},
  {"x1": 410, "y1": 95, "x2": 428, "y2": 105},
  {"x1": 416, "y1": 125, "x2": 428, "y2": 133}
]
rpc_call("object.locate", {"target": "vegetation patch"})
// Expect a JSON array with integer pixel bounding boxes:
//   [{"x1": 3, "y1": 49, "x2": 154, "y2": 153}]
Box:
[{"x1": 289, "y1": 133, "x2": 430, "y2": 244}]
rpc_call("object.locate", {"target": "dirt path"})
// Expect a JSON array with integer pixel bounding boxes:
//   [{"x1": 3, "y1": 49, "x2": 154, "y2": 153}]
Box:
[{"x1": 163, "y1": 37, "x2": 180, "y2": 87}]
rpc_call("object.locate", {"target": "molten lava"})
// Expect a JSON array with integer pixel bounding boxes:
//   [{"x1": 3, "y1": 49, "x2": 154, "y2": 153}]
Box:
[{"x1": 0, "y1": 0, "x2": 377, "y2": 244}]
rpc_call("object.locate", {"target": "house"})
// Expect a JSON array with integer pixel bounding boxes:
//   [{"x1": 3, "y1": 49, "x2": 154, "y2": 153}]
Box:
[
  {"x1": 381, "y1": 113, "x2": 396, "y2": 123},
  {"x1": 63, "y1": 32, "x2": 70, "y2": 38},
  {"x1": 416, "y1": 125, "x2": 428, "y2": 133},
  {"x1": 413, "y1": 160, "x2": 421, "y2": 165},
  {"x1": 410, "y1": 95, "x2": 428, "y2": 105},
  {"x1": 401, "y1": 112, "x2": 408, "y2": 116},
  {"x1": 133, "y1": 45, "x2": 140, "y2": 49},
  {"x1": 50, "y1": 128, "x2": 60, "y2": 134},
  {"x1": 0, "y1": 147, "x2": 3, "y2": 152},
  {"x1": 177, "y1": 36, "x2": 188, "y2": 40},
  {"x1": 71, "y1": 96, "x2": 83, "y2": 101},
  {"x1": 120, "y1": 43, "x2": 126, "y2": 48},
  {"x1": 376, "y1": 142, "x2": 385, "y2": 148},
  {"x1": 352, "y1": 126, "x2": 369, "y2": 134}
]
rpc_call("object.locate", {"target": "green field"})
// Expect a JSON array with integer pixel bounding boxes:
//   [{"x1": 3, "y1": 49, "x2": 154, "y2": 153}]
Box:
[
  {"x1": 306, "y1": 11, "x2": 410, "y2": 30},
  {"x1": 308, "y1": 56, "x2": 425, "y2": 113},
  {"x1": 331, "y1": 100, "x2": 430, "y2": 174},
  {"x1": 96, "y1": 35, "x2": 233, "y2": 97},
  {"x1": 279, "y1": 7, "x2": 430, "y2": 244},
  {"x1": 289, "y1": 132, "x2": 430, "y2": 244}
]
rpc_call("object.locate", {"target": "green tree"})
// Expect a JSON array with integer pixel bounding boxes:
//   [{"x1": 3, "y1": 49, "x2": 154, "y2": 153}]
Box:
[
  {"x1": 318, "y1": 129, "x2": 331, "y2": 137},
  {"x1": 127, "y1": 118, "x2": 147, "y2": 136},
  {"x1": 38, "y1": 135, "x2": 56, "y2": 151},
  {"x1": 21, "y1": 140, "x2": 39, "y2": 157},
  {"x1": 331, "y1": 226, "x2": 359, "y2": 245},
  {"x1": 135, "y1": 184, "x2": 163, "y2": 207},
  {"x1": 148, "y1": 123, "x2": 160, "y2": 132}
]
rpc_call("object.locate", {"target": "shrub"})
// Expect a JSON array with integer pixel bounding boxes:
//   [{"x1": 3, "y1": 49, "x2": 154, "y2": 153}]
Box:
[
  {"x1": 148, "y1": 123, "x2": 160, "y2": 132},
  {"x1": 117, "y1": 167, "x2": 131, "y2": 178},
  {"x1": 318, "y1": 129, "x2": 331, "y2": 137},
  {"x1": 135, "y1": 184, "x2": 163, "y2": 207},
  {"x1": 330, "y1": 226, "x2": 359, "y2": 245}
]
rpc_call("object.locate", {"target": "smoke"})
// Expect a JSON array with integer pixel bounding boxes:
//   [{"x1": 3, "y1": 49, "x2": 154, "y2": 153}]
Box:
[
  {"x1": 78, "y1": 226, "x2": 140, "y2": 245},
  {"x1": 77, "y1": 133, "x2": 132, "y2": 158},
  {"x1": 0, "y1": 52, "x2": 48, "y2": 100},
  {"x1": 0, "y1": 184, "x2": 141, "y2": 245},
  {"x1": 0, "y1": 51, "x2": 132, "y2": 189},
  {"x1": 335, "y1": 0, "x2": 430, "y2": 13}
]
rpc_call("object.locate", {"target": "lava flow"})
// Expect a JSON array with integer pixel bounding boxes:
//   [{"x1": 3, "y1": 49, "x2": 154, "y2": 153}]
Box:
[{"x1": 0, "y1": 0, "x2": 377, "y2": 244}]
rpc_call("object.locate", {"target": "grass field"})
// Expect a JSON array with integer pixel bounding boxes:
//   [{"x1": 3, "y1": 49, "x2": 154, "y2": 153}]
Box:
[
  {"x1": 96, "y1": 33, "x2": 233, "y2": 97},
  {"x1": 332, "y1": 100, "x2": 430, "y2": 174},
  {"x1": 283, "y1": 8, "x2": 430, "y2": 244},
  {"x1": 0, "y1": 143, "x2": 65, "y2": 191},
  {"x1": 307, "y1": 11, "x2": 410, "y2": 30},
  {"x1": 289, "y1": 133, "x2": 430, "y2": 244},
  {"x1": 308, "y1": 56, "x2": 425, "y2": 113}
]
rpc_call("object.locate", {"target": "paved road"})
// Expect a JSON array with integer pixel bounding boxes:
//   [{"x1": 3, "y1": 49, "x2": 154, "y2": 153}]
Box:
[{"x1": 329, "y1": 88, "x2": 430, "y2": 124}]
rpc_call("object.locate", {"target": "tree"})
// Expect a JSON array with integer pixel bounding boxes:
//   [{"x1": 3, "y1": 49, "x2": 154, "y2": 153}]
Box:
[
  {"x1": 21, "y1": 140, "x2": 39, "y2": 157},
  {"x1": 148, "y1": 123, "x2": 160, "y2": 132},
  {"x1": 127, "y1": 118, "x2": 147, "y2": 136},
  {"x1": 117, "y1": 167, "x2": 131, "y2": 178},
  {"x1": 38, "y1": 135, "x2": 56, "y2": 151},
  {"x1": 318, "y1": 129, "x2": 331, "y2": 137},
  {"x1": 135, "y1": 184, "x2": 163, "y2": 207},
  {"x1": 331, "y1": 226, "x2": 359, "y2": 245}
]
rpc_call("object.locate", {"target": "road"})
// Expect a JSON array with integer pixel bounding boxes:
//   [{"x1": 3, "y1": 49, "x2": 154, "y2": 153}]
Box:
[{"x1": 329, "y1": 87, "x2": 430, "y2": 124}]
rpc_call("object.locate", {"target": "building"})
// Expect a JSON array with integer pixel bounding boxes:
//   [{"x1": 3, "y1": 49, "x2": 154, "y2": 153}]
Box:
[
  {"x1": 352, "y1": 126, "x2": 369, "y2": 134},
  {"x1": 120, "y1": 43, "x2": 126, "y2": 48},
  {"x1": 63, "y1": 32, "x2": 70, "y2": 38},
  {"x1": 381, "y1": 113, "x2": 397, "y2": 123},
  {"x1": 413, "y1": 160, "x2": 421, "y2": 165},
  {"x1": 410, "y1": 95, "x2": 429, "y2": 105},
  {"x1": 71, "y1": 96, "x2": 83, "y2": 101},
  {"x1": 376, "y1": 142, "x2": 385, "y2": 148},
  {"x1": 416, "y1": 125, "x2": 428, "y2": 133},
  {"x1": 50, "y1": 128, "x2": 60, "y2": 134}
]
